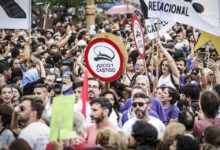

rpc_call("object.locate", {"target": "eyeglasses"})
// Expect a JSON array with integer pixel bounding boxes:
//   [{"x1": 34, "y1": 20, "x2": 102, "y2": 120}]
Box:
[
  {"x1": 19, "y1": 105, "x2": 32, "y2": 112},
  {"x1": 135, "y1": 64, "x2": 143, "y2": 67},
  {"x1": 132, "y1": 102, "x2": 146, "y2": 107},
  {"x1": 211, "y1": 55, "x2": 216, "y2": 57},
  {"x1": 88, "y1": 85, "x2": 99, "y2": 90},
  {"x1": 62, "y1": 76, "x2": 71, "y2": 80}
]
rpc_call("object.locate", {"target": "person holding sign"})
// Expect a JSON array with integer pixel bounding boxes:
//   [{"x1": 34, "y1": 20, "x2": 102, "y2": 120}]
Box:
[{"x1": 157, "y1": 40, "x2": 180, "y2": 90}]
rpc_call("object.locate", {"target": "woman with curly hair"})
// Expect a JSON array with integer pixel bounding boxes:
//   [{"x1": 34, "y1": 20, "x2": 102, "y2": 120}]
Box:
[{"x1": 160, "y1": 86, "x2": 180, "y2": 124}]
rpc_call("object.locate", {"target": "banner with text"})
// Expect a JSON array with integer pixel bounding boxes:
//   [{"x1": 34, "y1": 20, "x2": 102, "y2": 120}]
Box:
[
  {"x1": 140, "y1": 0, "x2": 175, "y2": 39},
  {"x1": 0, "y1": 0, "x2": 31, "y2": 29},
  {"x1": 145, "y1": 18, "x2": 175, "y2": 39},
  {"x1": 143, "y1": 0, "x2": 220, "y2": 37}
]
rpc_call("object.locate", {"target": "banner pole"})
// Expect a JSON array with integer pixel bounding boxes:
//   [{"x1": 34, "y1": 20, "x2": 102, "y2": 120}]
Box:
[
  {"x1": 150, "y1": 40, "x2": 154, "y2": 84},
  {"x1": 144, "y1": 58, "x2": 151, "y2": 95},
  {"x1": 155, "y1": 18, "x2": 160, "y2": 89},
  {"x1": 105, "y1": 82, "x2": 110, "y2": 91}
]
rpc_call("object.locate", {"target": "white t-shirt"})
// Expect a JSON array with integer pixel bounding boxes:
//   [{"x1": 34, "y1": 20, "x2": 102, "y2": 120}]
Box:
[
  {"x1": 19, "y1": 122, "x2": 50, "y2": 150},
  {"x1": 158, "y1": 73, "x2": 176, "y2": 89},
  {"x1": 122, "y1": 116, "x2": 165, "y2": 135},
  {"x1": 74, "y1": 99, "x2": 91, "y2": 124}
]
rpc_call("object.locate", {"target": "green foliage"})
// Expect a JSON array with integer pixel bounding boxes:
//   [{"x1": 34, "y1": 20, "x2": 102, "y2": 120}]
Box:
[{"x1": 95, "y1": 13, "x2": 108, "y2": 26}]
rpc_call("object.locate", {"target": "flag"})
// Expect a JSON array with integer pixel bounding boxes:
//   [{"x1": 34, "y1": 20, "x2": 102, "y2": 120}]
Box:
[
  {"x1": 81, "y1": 69, "x2": 89, "y2": 118},
  {"x1": 140, "y1": 0, "x2": 175, "y2": 39},
  {"x1": 143, "y1": 0, "x2": 220, "y2": 37},
  {"x1": 0, "y1": 0, "x2": 31, "y2": 30}
]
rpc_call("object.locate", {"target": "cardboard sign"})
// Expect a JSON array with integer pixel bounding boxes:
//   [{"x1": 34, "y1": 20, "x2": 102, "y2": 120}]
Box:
[
  {"x1": 85, "y1": 38, "x2": 124, "y2": 82},
  {"x1": 50, "y1": 95, "x2": 76, "y2": 141},
  {"x1": 132, "y1": 15, "x2": 145, "y2": 59}
]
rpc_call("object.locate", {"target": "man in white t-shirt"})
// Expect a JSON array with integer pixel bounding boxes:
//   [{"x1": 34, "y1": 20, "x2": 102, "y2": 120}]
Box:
[
  {"x1": 122, "y1": 92, "x2": 165, "y2": 135},
  {"x1": 17, "y1": 95, "x2": 50, "y2": 150}
]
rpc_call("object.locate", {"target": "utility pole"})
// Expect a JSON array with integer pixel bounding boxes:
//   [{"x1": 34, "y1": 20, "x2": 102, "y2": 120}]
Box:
[{"x1": 86, "y1": 0, "x2": 95, "y2": 30}]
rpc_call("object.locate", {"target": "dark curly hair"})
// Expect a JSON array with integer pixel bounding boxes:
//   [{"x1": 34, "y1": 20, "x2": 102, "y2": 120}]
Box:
[
  {"x1": 166, "y1": 86, "x2": 180, "y2": 104},
  {"x1": 132, "y1": 121, "x2": 158, "y2": 148},
  {"x1": 175, "y1": 135, "x2": 199, "y2": 150},
  {"x1": 0, "y1": 104, "x2": 13, "y2": 127}
]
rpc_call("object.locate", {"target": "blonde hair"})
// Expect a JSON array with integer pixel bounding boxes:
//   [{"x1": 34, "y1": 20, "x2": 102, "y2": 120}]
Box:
[
  {"x1": 163, "y1": 123, "x2": 186, "y2": 141},
  {"x1": 96, "y1": 128, "x2": 129, "y2": 150},
  {"x1": 96, "y1": 128, "x2": 114, "y2": 146},
  {"x1": 109, "y1": 130, "x2": 128, "y2": 150}
]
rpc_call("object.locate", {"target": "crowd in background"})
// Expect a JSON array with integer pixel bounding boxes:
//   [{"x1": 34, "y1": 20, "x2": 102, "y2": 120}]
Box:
[{"x1": 0, "y1": 11, "x2": 220, "y2": 150}]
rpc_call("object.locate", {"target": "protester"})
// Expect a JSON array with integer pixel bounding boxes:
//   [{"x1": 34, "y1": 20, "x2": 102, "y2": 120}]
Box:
[
  {"x1": 87, "y1": 97, "x2": 119, "y2": 146},
  {"x1": 160, "y1": 86, "x2": 180, "y2": 124},
  {"x1": 193, "y1": 91, "x2": 220, "y2": 140},
  {"x1": 0, "y1": 104, "x2": 14, "y2": 149},
  {"x1": 169, "y1": 135, "x2": 200, "y2": 150},
  {"x1": 122, "y1": 92, "x2": 165, "y2": 135},
  {"x1": 16, "y1": 95, "x2": 50, "y2": 150},
  {"x1": 0, "y1": 4, "x2": 220, "y2": 149},
  {"x1": 128, "y1": 120, "x2": 158, "y2": 150},
  {"x1": 9, "y1": 139, "x2": 32, "y2": 150}
]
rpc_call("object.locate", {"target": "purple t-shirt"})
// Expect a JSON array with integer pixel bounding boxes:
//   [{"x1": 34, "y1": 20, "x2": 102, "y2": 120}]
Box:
[
  {"x1": 120, "y1": 97, "x2": 166, "y2": 122},
  {"x1": 179, "y1": 74, "x2": 186, "y2": 86},
  {"x1": 121, "y1": 109, "x2": 160, "y2": 125},
  {"x1": 164, "y1": 104, "x2": 180, "y2": 123},
  {"x1": 63, "y1": 88, "x2": 73, "y2": 95}
]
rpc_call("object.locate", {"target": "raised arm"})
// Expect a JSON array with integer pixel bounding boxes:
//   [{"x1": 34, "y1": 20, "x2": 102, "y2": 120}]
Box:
[{"x1": 157, "y1": 39, "x2": 180, "y2": 84}]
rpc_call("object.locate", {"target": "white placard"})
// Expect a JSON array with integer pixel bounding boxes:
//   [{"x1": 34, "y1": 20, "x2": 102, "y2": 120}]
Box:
[{"x1": 0, "y1": 0, "x2": 31, "y2": 30}]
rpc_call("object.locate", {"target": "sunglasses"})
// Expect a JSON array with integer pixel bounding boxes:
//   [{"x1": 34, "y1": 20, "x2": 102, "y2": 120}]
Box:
[
  {"x1": 132, "y1": 102, "x2": 146, "y2": 107},
  {"x1": 19, "y1": 105, "x2": 32, "y2": 112}
]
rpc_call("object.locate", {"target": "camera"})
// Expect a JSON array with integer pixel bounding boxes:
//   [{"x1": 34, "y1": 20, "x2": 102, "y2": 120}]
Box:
[
  {"x1": 62, "y1": 59, "x2": 73, "y2": 66},
  {"x1": 53, "y1": 78, "x2": 63, "y2": 95},
  {"x1": 191, "y1": 100, "x2": 200, "y2": 114},
  {"x1": 46, "y1": 54, "x2": 62, "y2": 66}
]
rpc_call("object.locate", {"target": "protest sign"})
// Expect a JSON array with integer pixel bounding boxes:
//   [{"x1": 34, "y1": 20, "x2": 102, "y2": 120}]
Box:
[
  {"x1": 0, "y1": 0, "x2": 31, "y2": 29},
  {"x1": 85, "y1": 37, "x2": 123, "y2": 82},
  {"x1": 85, "y1": 33, "x2": 128, "y2": 82},
  {"x1": 143, "y1": 0, "x2": 220, "y2": 37},
  {"x1": 132, "y1": 15, "x2": 145, "y2": 59},
  {"x1": 50, "y1": 95, "x2": 76, "y2": 141},
  {"x1": 140, "y1": 0, "x2": 175, "y2": 40},
  {"x1": 145, "y1": 18, "x2": 175, "y2": 39}
]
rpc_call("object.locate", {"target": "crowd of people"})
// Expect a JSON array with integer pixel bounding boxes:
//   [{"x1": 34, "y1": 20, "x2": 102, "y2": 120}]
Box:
[{"x1": 0, "y1": 10, "x2": 220, "y2": 150}]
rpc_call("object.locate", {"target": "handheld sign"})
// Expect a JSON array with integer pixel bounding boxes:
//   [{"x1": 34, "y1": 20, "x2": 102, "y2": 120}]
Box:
[
  {"x1": 132, "y1": 15, "x2": 145, "y2": 59},
  {"x1": 85, "y1": 36, "x2": 124, "y2": 82},
  {"x1": 50, "y1": 95, "x2": 76, "y2": 141}
]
